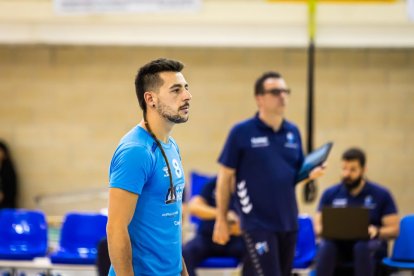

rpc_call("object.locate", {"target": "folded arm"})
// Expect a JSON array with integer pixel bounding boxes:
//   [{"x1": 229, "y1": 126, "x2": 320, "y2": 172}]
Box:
[
  {"x1": 189, "y1": 193, "x2": 241, "y2": 236},
  {"x1": 188, "y1": 196, "x2": 217, "y2": 220},
  {"x1": 369, "y1": 213, "x2": 399, "y2": 240}
]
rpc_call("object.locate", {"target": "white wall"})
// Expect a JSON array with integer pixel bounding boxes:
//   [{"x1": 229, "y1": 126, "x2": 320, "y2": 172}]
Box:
[{"x1": 0, "y1": 0, "x2": 413, "y2": 47}]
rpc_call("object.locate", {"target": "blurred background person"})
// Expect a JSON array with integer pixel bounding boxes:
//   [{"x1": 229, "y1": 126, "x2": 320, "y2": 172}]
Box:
[
  {"x1": 183, "y1": 177, "x2": 245, "y2": 276},
  {"x1": 0, "y1": 140, "x2": 18, "y2": 209},
  {"x1": 315, "y1": 147, "x2": 399, "y2": 276},
  {"x1": 213, "y1": 71, "x2": 326, "y2": 276}
]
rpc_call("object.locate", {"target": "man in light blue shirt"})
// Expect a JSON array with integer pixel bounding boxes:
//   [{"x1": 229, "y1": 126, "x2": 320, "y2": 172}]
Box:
[{"x1": 107, "y1": 58, "x2": 192, "y2": 276}]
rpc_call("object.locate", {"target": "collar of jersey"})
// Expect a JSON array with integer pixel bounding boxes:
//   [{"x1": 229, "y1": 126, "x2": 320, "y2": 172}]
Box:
[
  {"x1": 137, "y1": 125, "x2": 173, "y2": 149},
  {"x1": 339, "y1": 179, "x2": 371, "y2": 198},
  {"x1": 253, "y1": 112, "x2": 288, "y2": 133}
]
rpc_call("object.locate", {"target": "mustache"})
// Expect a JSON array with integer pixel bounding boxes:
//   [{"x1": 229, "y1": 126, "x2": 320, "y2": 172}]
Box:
[{"x1": 179, "y1": 103, "x2": 190, "y2": 110}]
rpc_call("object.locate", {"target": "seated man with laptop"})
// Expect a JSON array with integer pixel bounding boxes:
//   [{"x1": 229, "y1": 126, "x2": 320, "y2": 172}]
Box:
[{"x1": 314, "y1": 148, "x2": 399, "y2": 276}]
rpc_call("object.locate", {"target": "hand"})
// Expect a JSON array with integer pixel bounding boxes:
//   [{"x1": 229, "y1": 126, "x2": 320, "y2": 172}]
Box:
[
  {"x1": 227, "y1": 210, "x2": 241, "y2": 236},
  {"x1": 309, "y1": 162, "x2": 327, "y2": 180},
  {"x1": 213, "y1": 217, "x2": 230, "y2": 245},
  {"x1": 226, "y1": 210, "x2": 239, "y2": 224},
  {"x1": 368, "y1": 225, "x2": 380, "y2": 239}
]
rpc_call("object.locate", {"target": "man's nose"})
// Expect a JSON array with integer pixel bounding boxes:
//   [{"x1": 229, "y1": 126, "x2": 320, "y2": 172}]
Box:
[
  {"x1": 281, "y1": 91, "x2": 289, "y2": 99},
  {"x1": 184, "y1": 89, "x2": 192, "y2": 101}
]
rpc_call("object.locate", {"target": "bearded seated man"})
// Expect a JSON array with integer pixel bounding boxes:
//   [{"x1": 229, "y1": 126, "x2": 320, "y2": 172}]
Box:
[{"x1": 314, "y1": 148, "x2": 400, "y2": 276}]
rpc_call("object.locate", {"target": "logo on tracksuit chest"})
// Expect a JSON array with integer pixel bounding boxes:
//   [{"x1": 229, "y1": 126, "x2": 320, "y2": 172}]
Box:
[
  {"x1": 250, "y1": 136, "x2": 269, "y2": 148},
  {"x1": 364, "y1": 195, "x2": 376, "y2": 209},
  {"x1": 284, "y1": 132, "x2": 298, "y2": 149}
]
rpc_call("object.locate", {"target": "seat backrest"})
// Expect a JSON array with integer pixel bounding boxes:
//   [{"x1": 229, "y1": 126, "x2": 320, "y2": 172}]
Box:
[
  {"x1": 59, "y1": 212, "x2": 108, "y2": 251},
  {"x1": 294, "y1": 215, "x2": 317, "y2": 268},
  {"x1": 189, "y1": 171, "x2": 216, "y2": 198},
  {"x1": 0, "y1": 208, "x2": 48, "y2": 256},
  {"x1": 189, "y1": 171, "x2": 216, "y2": 225},
  {"x1": 391, "y1": 214, "x2": 414, "y2": 262}
]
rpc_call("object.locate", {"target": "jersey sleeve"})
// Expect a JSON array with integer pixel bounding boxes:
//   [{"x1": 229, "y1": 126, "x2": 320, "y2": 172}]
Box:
[
  {"x1": 317, "y1": 189, "x2": 332, "y2": 212},
  {"x1": 295, "y1": 128, "x2": 305, "y2": 171},
  {"x1": 109, "y1": 143, "x2": 154, "y2": 195},
  {"x1": 218, "y1": 126, "x2": 241, "y2": 169},
  {"x1": 381, "y1": 189, "x2": 398, "y2": 216}
]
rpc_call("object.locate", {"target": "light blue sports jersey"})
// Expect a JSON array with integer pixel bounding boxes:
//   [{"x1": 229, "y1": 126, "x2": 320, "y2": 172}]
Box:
[{"x1": 108, "y1": 125, "x2": 185, "y2": 276}]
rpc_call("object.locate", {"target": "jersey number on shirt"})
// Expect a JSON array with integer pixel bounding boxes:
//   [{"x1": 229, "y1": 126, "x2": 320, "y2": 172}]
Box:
[{"x1": 172, "y1": 159, "x2": 182, "y2": 178}]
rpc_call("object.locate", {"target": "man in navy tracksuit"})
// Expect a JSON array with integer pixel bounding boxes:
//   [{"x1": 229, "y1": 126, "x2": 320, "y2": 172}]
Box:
[
  {"x1": 315, "y1": 148, "x2": 399, "y2": 276},
  {"x1": 212, "y1": 71, "x2": 326, "y2": 276}
]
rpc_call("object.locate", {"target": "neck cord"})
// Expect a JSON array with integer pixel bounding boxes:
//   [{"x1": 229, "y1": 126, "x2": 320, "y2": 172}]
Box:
[{"x1": 143, "y1": 112, "x2": 176, "y2": 204}]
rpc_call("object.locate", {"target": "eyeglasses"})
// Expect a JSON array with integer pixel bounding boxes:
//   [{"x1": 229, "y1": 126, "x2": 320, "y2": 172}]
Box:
[{"x1": 263, "y1": 88, "x2": 291, "y2": 96}]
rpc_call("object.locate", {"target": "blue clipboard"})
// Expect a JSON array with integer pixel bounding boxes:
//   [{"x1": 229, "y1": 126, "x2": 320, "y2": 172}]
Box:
[{"x1": 296, "y1": 142, "x2": 333, "y2": 183}]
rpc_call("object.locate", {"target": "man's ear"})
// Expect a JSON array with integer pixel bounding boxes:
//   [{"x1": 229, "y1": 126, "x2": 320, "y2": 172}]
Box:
[
  {"x1": 362, "y1": 166, "x2": 367, "y2": 176},
  {"x1": 144, "y1": 91, "x2": 156, "y2": 108},
  {"x1": 255, "y1": 94, "x2": 263, "y2": 108}
]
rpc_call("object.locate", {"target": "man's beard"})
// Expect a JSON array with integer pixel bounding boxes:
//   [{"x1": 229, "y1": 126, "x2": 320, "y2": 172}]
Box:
[
  {"x1": 156, "y1": 101, "x2": 189, "y2": 124},
  {"x1": 342, "y1": 175, "x2": 363, "y2": 192}
]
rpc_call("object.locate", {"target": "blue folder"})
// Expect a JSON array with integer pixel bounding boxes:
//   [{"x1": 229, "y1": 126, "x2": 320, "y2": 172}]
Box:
[{"x1": 296, "y1": 142, "x2": 333, "y2": 183}]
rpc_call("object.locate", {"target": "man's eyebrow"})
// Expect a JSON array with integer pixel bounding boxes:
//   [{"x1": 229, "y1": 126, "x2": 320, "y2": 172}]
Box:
[
  {"x1": 169, "y1": 83, "x2": 188, "y2": 89},
  {"x1": 169, "y1": 84, "x2": 182, "y2": 89}
]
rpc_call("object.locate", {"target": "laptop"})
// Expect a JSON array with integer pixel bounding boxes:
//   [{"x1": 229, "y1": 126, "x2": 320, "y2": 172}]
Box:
[
  {"x1": 321, "y1": 206, "x2": 370, "y2": 240},
  {"x1": 296, "y1": 142, "x2": 334, "y2": 183}
]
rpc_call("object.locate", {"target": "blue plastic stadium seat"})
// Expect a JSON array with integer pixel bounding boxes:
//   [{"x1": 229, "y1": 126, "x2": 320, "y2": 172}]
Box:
[
  {"x1": 293, "y1": 215, "x2": 317, "y2": 269},
  {"x1": 383, "y1": 214, "x2": 414, "y2": 270},
  {"x1": 0, "y1": 208, "x2": 48, "y2": 260},
  {"x1": 189, "y1": 171, "x2": 216, "y2": 225},
  {"x1": 199, "y1": 257, "x2": 239, "y2": 268},
  {"x1": 50, "y1": 212, "x2": 107, "y2": 265}
]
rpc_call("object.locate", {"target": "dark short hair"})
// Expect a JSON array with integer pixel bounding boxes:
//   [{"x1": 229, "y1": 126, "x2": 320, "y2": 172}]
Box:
[
  {"x1": 254, "y1": 71, "x2": 282, "y2": 96},
  {"x1": 0, "y1": 139, "x2": 10, "y2": 160},
  {"x1": 135, "y1": 58, "x2": 184, "y2": 112},
  {"x1": 342, "y1": 148, "x2": 366, "y2": 168}
]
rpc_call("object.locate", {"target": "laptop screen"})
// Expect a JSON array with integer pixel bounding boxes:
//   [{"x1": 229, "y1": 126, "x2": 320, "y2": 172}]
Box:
[{"x1": 321, "y1": 206, "x2": 370, "y2": 240}]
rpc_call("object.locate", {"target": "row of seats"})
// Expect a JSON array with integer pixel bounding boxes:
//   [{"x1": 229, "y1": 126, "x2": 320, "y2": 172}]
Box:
[
  {"x1": 2, "y1": 192, "x2": 414, "y2": 275},
  {"x1": 0, "y1": 209, "x2": 107, "y2": 265}
]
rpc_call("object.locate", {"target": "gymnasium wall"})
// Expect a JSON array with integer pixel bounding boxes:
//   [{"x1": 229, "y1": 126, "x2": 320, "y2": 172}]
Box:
[{"x1": 0, "y1": 45, "x2": 413, "y2": 216}]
